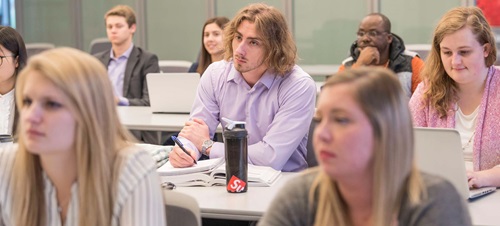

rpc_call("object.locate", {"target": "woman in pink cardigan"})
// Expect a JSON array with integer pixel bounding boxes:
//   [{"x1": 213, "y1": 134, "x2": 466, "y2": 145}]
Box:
[{"x1": 409, "y1": 6, "x2": 500, "y2": 189}]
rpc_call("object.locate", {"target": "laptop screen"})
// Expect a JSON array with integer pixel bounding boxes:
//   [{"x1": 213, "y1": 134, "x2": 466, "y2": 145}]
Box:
[
  {"x1": 413, "y1": 127, "x2": 471, "y2": 199},
  {"x1": 147, "y1": 73, "x2": 200, "y2": 114}
]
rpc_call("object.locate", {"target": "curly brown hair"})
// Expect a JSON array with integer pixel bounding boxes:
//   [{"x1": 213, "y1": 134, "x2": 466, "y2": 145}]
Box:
[{"x1": 223, "y1": 3, "x2": 297, "y2": 76}]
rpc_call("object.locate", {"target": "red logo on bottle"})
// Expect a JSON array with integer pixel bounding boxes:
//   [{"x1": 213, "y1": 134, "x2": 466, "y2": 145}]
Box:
[{"x1": 227, "y1": 175, "x2": 246, "y2": 192}]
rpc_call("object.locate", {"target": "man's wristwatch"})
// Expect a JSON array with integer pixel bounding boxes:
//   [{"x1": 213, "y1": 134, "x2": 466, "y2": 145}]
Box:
[{"x1": 201, "y1": 140, "x2": 214, "y2": 156}]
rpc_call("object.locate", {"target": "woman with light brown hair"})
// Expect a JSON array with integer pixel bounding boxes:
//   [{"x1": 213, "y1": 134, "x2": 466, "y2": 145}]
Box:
[
  {"x1": 409, "y1": 6, "x2": 500, "y2": 188},
  {"x1": 259, "y1": 67, "x2": 471, "y2": 226},
  {"x1": 0, "y1": 47, "x2": 165, "y2": 225},
  {"x1": 189, "y1": 16, "x2": 230, "y2": 75}
]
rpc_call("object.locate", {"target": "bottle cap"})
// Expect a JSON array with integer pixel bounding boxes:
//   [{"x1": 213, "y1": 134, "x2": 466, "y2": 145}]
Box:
[{"x1": 222, "y1": 117, "x2": 246, "y2": 130}]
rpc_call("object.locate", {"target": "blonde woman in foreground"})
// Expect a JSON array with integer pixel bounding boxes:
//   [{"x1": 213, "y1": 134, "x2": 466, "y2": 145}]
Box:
[
  {"x1": 0, "y1": 47, "x2": 165, "y2": 226},
  {"x1": 258, "y1": 67, "x2": 471, "y2": 226}
]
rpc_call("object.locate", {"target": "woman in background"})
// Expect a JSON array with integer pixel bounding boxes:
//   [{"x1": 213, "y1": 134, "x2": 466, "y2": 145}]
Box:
[
  {"x1": 409, "y1": 6, "x2": 500, "y2": 188},
  {"x1": 259, "y1": 67, "x2": 471, "y2": 226},
  {"x1": 189, "y1": 16, "x2": 230, "y2": 75},
  {"x1": 0, "y1": 26, "x2": 27, "y2": 136},
  {"x1": 0, "y1": 47, "x2": 165, "y2": 225}
]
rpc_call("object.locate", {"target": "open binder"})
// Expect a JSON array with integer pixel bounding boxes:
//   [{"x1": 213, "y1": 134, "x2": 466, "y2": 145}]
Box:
[{"x1": 158, "y1": 158, "x2": 281, "y2": 187}]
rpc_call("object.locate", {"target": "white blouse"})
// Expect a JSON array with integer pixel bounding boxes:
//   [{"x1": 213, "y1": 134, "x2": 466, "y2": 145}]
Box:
[
  {"x1": 455, "y1": 105, "x2": 479, "y2": 163},
  {"x1": 0, "y1": 89, "x2": 15, "y2": 135},
  {"x1": 0, "y1": 144, "x2": 166, "y2": 226}
]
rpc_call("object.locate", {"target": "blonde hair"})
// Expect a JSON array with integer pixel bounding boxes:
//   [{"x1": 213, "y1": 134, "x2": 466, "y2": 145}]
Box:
[
  {"x1": 310, "y1": 67, "x2": 424, "y2": 226},
  {"x1": 12, "y1": 47, "x2": 134, "y2": 226},
  {"x1": 223, "y1": 3, "x2": 297, "y2": 76},
  {"x1": 422, "y1": 6, "x2": 496, "y2": 117},
  {"x1": 104, "y1": 5, "x2": 136, "y2": 28}
]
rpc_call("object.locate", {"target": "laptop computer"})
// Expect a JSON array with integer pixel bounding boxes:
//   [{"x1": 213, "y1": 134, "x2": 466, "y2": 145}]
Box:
[
  {"x1": 147, "y1": 73, "x2": 200, "y2": 114},
  {"x1": 414, "y1": 127, "x2": 496, "y2": 200}
]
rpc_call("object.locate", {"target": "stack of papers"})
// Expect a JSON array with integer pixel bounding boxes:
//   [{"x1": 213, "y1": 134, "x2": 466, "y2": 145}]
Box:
[{"x1": 158, "y1": 158, "x2": 281, "y2": 187}]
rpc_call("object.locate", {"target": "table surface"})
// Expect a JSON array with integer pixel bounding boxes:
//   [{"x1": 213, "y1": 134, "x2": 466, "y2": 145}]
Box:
[
  {"x1": 175, "y1": 172, "x2": 500, "y2": 225},
  {"x1": 118, "y1": 106, "x2": 223, "y2": 133},
  {"x1": 468, "y1": 190, "x2": 500, "y2": 226},
  {"x1": 300, "y1": 64, "x2": 340, "y2": 77},
  {"x1": 174, "y1": 173, "x2": 299, "y2": 221},
  {"x1": 118, "y1": 106, "x2": 190, "y2": 131}
]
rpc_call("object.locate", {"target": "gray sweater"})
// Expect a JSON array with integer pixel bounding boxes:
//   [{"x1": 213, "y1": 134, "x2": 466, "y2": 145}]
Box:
[{"x1": 258, "y1": 171, "x2": 472, "y2": 226}]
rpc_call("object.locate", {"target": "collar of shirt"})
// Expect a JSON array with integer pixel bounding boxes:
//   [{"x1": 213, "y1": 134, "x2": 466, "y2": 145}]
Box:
[
  {"x1": 0, "y1": 88, "x2": 15, "y2": 99},
  {"x1": 109, "y1": 43, "x2": 134, "y2": 60},
  {"x1": 226, "y1": 63, "x2": 275, "y2": 90},
  {"x1": 43, "y1": 171, "x2": 79, "y2": 226}
]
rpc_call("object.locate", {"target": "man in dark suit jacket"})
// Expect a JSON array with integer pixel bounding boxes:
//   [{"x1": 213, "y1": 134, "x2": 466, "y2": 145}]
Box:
[
  {"x1": 94, "y1": 5, "x2": 160, "y2": 143},
  {"x1": 95, "y1": 46, "x2": 159, "y2": 106},
  {"x1": 95, "y1": 46, "x2": 160, "y2": 106}
]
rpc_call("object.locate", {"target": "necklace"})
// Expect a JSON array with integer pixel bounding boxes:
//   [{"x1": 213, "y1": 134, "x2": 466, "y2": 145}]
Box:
[{"x1": 462, "y1": 131, "x2": 475, "y2": 151}]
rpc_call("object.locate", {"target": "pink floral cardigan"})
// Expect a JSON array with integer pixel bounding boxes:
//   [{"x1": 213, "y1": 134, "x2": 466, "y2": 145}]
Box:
[{"x1": 409, "y1": 66, "x2": 500, "y2": 171}]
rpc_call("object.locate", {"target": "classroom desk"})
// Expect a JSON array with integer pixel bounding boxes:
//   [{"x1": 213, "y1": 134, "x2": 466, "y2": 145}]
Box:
[
  {"x1": 174, "y1": 173, "x2": 299, "y2": 221},
  {"x1": 118, "y1": 106, "x2": 223, "y2": 133},
  {"x1": 175, "y1": 172, "x2": 499, "y2": 225},
  {"x1": 468, "y1": 190, "x2": 500, "y2": 226},
  {"x1": 300, "y1": 64, "x2": 340, "y2": 77},
  {"x1": 117, "y1": 106, "x2": 190, "y2": 131}
]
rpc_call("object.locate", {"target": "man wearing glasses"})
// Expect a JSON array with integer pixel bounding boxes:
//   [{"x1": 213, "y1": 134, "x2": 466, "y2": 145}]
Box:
[{"x1": 338, "y1": 13, "x2": 424, "y2": 98}]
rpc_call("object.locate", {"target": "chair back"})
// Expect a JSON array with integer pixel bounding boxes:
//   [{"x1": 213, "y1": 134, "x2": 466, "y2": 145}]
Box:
[
  {"x1": 159, "y1": 60, "x2": 192, "y2": 73},
  {"x1": 163, "y1": 189, "x2": 201, "y2": 226},
  {"x1": 26, "y1": 43, "x2": 55, "y2": 58},
  {"x1": 89, "y1": 37, "x2": 111, "y2": 55},
  {"x1": 306, "y1": 120, "x2": 318, "y2": 167},
  {"x1": 405, "y1": 44, "x2": 431, "y2": 61}
]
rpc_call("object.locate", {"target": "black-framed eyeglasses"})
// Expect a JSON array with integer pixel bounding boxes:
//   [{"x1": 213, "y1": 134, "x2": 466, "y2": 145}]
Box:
[
  {"x1": 0, "y1": 55, "x2": 16, "y2": 67},
  {"x1": 356, "y1": 30, "x2": 388, "y2": 39}
]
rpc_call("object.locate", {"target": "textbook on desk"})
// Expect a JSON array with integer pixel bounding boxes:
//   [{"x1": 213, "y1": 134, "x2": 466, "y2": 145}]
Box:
[{"x1": 158, "y1": 158, "x2": 281, "y2": 187}]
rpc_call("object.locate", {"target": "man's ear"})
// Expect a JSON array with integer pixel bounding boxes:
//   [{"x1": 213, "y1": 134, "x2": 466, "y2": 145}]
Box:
[
  {"x1": 130, "y1": 23, "x2": 137, "y2": 34},
  {"x1": 15, "y1": 56, "x2": 19, "y2": 68},
  {"x1": 387, "y1": 34, "x2": 393, "y2": 44}
]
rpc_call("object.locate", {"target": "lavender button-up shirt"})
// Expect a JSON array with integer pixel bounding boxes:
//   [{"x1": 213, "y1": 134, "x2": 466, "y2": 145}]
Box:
[
  {"x1": 179, "y1": 60, "x2": 316, "y2": 172},
  {"x1": 108, "y1": 44, "x2": 134, "y2": 106}
]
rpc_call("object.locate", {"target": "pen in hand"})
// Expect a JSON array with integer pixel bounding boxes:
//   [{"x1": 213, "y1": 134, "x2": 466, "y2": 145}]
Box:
[{"x1": 171, "y1": 136, "x2": 197, "y2": 164}]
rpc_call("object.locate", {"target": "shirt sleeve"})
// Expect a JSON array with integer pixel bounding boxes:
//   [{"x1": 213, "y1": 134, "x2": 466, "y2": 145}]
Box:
[
  {"x1": 243, "y1": 75, "x2": 316, "y2": 170},
  {"x1": 117, "y1": 150, "x2": 166, "y2": 226},
  {"x1": 178, "y1": 63, "x2": 223, "y2": 160},
  {"x1": 0, "y1": 145, "x2": 16, "y2": 226},
  {"x1": 118, "y1": 96, "x2": 130, "y2": 106},
  {"x1": 409, "y1": 82, "x2": 429, "y2": 127},
  {"x1": 411, "y1": 57, "x2": 425, "y2": 94},
  {"x1": 118, "y1": 172, "x2": 166, "y2": 226}
]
